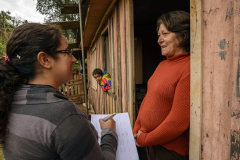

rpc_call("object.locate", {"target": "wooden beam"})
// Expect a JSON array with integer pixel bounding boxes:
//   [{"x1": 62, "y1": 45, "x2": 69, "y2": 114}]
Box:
[
  {"x1": 47, "y1": 21, "x2": 79, "y2": 29},
  {"x1": 61, "y1": 4, "x2": 89, "y2": 14},
  {"x1": 69, "y1": 43, "x2": 80, "y2": 49},
  {"x1": 83, "y1": 0, "x2": 112, "y2": 48}
]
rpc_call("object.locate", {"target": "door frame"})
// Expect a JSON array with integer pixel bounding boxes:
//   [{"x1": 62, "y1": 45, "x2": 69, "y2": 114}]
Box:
[{"x1": 189, "y1": 0, "x2": 202, "y2": 159}]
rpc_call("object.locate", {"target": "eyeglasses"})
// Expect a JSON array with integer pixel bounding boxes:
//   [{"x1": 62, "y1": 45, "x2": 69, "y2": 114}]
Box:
[{"x1": 54, "y1": 49, "x2": 73, "y2": 57}]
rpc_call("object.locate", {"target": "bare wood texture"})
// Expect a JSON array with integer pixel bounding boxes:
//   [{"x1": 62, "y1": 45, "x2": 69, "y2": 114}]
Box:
[
  {"x1": 189, "y1": 0, "x2": 202, "y2": 159},
  {"x1": 83, "y1": 0, "x2": 112, "y2": 47},
  {"x1": 47, "y1": 21, "x2": 80, "y2": 29},
  {"x1": 126, "y1": 0, "x2": 134, "y2": 127},
  {"x1": 86, "y1": 0, "x2": 135, "y2": 125},
  {"x1": 231, "y1": 0, "x2": 240, "y2": 158},
  {"x1": 116, "y1": 3, "x2": 122, "y2": 113},
  {"x1": 69, "y1": 43, "x2": 80, "y2": 49},
  {"x1": 61, "y1": 4, "x2": 79, "y2": 14},
  {"x1": 119, "y1": 0, "x2": 128, "y2": 113},
  {"x1": 201, "y1": 0, "x2": 236, "y2": 159},
  {"x1": 59, "y1": 71, "x2": 85, "y2": 113}
]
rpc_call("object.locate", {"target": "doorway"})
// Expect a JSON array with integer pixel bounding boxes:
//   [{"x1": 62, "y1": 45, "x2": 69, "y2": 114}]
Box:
[{"x1": 133, "y1": 0, "x2": 190, "y2": 159}]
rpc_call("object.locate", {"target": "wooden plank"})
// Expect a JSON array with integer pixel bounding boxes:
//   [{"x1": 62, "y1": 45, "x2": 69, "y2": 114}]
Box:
[
  {"x1": 119, "y1": 0, "x2": 127, "y2": 113},
  {"x1": 113, "y1": 99, "x2": 116, "y2": 113},
  {"x1": 106, "y1": 94, "x2": 108, "y2": 114},
  {"x1": 66, "y1": 82, "x2": 70, "y2": 96},
  {"x1": 108, "y1": 95, "x2": 110, "y2": 114},
  {"x1": 110, "y1": 96, "x2": 112, "y2": 114},
  {"x1": 231, "y1": 0, "x2": 240, "y2": 158},
  {"x1": 63, "y1": 84, "x2": 67, "y2": 96},
  {"x1": 104, "y1": 94, "x2": 107, "y2": 114},
  {"x1": 71, "y1": 77, "x2": 74, "y2": 95},
  {"x1": 47, "y1": 21, "x2": 80, "y2": 29},
  {"x1": 83, "y1": 0, "x2": 112, "y2": 47},
  {"x1": 107, "y1": 94, "x2": 110, "y2": 114},
  {"x1": 61, "y1": 4, "x2": 79, "y2": 14},
  {"x1": 189, "y1": 0, "x2": 202, "y2": 159},
  {"x1": 126, "y1": 0, "x2": 134, "y2": 126},
  {"x1": 58, "y1": 69, "x2": 85, "y2": 106},
  {"x1": 107, "y1": 92, "x2": 116, "y2": 99},
  {"x1": 112, "y1": 8, "x2": 119, "y2": 113},
  {"x1": 69, "y1": 43, "x2": 80, "y2": 49},
  {"x1": 74, "y1": 75, "x2": 78, "y2": 95},
  {"x1": 110, "y1": 17, "x2": 115, "y2": 93},
  {"x1": 104, "y1": 93, "x2": 107, "y2": 114},
  {"x1": 201, "y1": 0, "x2": 235, "y2": 159},
  {"x1": 116, "y1": 2, "x2": 122, "y2": 113}
]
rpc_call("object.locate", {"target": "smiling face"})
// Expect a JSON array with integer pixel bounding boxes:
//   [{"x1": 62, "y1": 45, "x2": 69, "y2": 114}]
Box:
[
  {"x1": 51, "y1": 35, "x2": 77, "y2": 86},
  {"x1": 93, "y1": 74, "x2": 103, "y2": 84},
  {"x1": 157, "y1": 24, "x2": 186, "y2": 58}
]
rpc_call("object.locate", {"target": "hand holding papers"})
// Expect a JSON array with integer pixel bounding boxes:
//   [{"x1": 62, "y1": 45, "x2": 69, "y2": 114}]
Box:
[{"x1": 91, "y1": 112, "x2": 139, "y2": 160}]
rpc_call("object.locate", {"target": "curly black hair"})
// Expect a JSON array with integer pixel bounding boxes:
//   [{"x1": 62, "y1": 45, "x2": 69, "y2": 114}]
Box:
[{"x1": 0, "y1": 23, "x2": 62, "y2": 143}]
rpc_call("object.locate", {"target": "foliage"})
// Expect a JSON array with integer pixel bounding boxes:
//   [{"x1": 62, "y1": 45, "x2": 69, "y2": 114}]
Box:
[
  {"x1": 73, "y1": 60, "x2": 80, "y2": 70},
  {"x1": 36, "y1": 0, "x2": 79, "y2": 43},
  {"x1": 0, "y1": 10, "x2": 28, "y2": 56},
  {"x1": 36, "y1": 0, "x2": 79, "y2": 22}
]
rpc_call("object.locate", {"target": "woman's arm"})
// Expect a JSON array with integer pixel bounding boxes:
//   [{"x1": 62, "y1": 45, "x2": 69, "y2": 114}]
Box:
[{"x1": 51, "y1": 114, "x2": 118, "y2": 160}]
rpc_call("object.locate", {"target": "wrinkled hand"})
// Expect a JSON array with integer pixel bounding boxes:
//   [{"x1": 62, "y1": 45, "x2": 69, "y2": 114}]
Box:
[
  {"x1": 99, "y1": 116, "x2": 116, "y2": 131},
  {"x1": 134, "y1": 130, "x2": 142, "y2": 147}
]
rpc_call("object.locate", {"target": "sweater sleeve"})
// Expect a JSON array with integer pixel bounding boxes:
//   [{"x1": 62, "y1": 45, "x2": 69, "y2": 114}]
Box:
[
  {"x1": 101, "y1": 78, "x2": 111, "y2": 91},
  {"x1": 51, "y1": 114, "x2": 118, "y2": 160},
  {"x1": 137, "y1": 68, "x2": 190, "y2": 146}
]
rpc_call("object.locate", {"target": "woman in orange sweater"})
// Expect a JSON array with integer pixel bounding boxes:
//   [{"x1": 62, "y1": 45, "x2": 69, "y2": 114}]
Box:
[{"x1": 133, "y1": 11, "x2": 190, "y2": 160}]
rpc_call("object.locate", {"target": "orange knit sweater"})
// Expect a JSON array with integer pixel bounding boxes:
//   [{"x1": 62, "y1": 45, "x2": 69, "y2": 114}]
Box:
[{"x1": 133, "y1": 52, "x2": 190, "y2": 156}]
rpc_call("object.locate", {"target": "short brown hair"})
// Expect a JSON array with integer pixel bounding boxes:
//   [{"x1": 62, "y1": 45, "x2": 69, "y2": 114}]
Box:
[
  {"x1": 92, "y1": 68, "x2": 103, "y2": 76},
  {"x1": 157, "y1": 10, "x2": 190, "y2": 53}
]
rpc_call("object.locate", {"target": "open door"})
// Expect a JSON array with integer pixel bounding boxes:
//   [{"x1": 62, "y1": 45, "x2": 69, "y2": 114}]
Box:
[{"x1": 133, "y1": 0, "x2": 190, "y2": 159}]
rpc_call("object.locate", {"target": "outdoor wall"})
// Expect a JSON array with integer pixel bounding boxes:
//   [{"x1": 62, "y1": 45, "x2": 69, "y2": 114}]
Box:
[
  {"x1": 201, "y1": 0, "x2": 240, "y2": 159},
  {"x1": 87, "y1": 0, "x2": 135, "y2": 123}
]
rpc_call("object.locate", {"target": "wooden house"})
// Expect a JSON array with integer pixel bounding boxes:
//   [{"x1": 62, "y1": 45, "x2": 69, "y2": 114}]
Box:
[{"x1": 57, "y1": 0, "x2": 240, "y2": 159}]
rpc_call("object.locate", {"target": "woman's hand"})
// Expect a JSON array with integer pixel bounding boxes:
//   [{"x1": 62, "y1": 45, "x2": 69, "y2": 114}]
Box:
[
  {"x1": 134, "y1": 130, "x2": 142, "y2": 147},
  {"x1": 99, "y1": 117, "x2": 116, "y2": 131}
]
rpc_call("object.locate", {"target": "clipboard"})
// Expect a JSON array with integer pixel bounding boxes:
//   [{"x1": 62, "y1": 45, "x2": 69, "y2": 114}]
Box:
[{"x1": 91, "y1": 112, "x2": 139, "y2": 160}]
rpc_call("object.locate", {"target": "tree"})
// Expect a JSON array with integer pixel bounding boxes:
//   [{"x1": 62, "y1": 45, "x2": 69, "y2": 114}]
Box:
[
  {"x1": 0, "y1": 11, "x2": 13, "y2": 56},
  {"x1": 0, "y1": 11, "x2": 27, "y2": 56},
  {"x1": 36, "y1": 0, "x2": 78, "y2": 22},
  {"x1": 36, "y1": 0, "x2": 79, "y2": 44}
]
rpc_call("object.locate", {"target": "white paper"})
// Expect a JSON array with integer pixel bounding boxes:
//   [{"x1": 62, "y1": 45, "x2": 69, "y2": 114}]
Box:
[{"x1": 91, "y1": 112, "x2": 139, "y2": 160}]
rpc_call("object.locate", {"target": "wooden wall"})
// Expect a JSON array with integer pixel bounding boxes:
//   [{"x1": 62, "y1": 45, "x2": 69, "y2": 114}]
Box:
[
  {"x1": 87, "y1": 0, "x2": 135, "y2": 124},
  {"x1": 190, "y1": 0, "x2": 240, "y2": 159}
]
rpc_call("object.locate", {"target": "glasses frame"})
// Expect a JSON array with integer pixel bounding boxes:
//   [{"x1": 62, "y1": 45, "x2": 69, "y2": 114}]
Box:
[{"x1": 54, "y1": 49, "x2": 73, "y2": 57}]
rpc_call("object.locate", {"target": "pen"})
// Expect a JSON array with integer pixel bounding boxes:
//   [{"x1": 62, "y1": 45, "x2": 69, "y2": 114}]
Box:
[{"x1": 103, "y1": 113, "x2": 117, "y2": 122}]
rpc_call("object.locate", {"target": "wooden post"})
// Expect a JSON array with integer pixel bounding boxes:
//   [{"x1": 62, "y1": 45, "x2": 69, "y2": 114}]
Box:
[
  {"x1": 189, "y1": 0, "x2": 202, "y2": 159},
  {"x1": 126, "y1": 0, "x2": 134, "y2": 127},
  {"x1": 79, "y1": 0, "x2": 88, "y2": 115}
]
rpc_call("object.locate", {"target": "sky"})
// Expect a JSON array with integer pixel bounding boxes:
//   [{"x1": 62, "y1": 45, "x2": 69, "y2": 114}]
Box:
[{"x1": 0, "y1": 0, "x2": 45, "y2": 23}]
